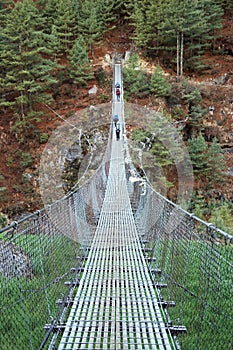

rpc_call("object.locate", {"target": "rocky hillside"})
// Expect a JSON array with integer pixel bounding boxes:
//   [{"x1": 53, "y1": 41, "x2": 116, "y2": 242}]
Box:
[{"x1": 0, "y1": 16, "x2": 232, "y2": 224}]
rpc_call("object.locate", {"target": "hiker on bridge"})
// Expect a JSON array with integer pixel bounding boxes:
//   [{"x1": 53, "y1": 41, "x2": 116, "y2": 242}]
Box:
[
  {"x1": 113, "y1": 114, "x2": 119, "y2": 127},
  {"x1": 116, "y1": 122, "x2": 120, "y2": 140},
  {"x1": 115, "y1": 82, "x2": 120, "y2": 88},
  {"x1": 116, "y1": 88, "x2": 120, "y2": 101}
]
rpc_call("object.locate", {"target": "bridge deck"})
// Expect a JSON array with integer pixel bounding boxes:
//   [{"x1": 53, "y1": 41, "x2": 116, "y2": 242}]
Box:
[{"x1": 57, "y1": 64, "x2": 174, "y2": 350}]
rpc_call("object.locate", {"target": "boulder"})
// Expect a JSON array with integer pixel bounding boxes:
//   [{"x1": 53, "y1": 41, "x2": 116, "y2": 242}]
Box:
[
  {"x1": 88, "y1": 85, "x2": 98, "y2": 95},
  {"x1": 0, "y1": 241, "x2": 32, "y2": 278}
]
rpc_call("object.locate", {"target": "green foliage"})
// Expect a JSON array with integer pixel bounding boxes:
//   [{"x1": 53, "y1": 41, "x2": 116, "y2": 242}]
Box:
[
  {"x1": 0, "y1": 234, "x2": 79, "y2": 350},
  {"x1": 182, "y1": 86, "x2": 206, "y2": 136},
  {"x1": 188, "y1": 134, "x2": 226, "y2": 186},
  {"x1": 12, "y1": 184, "x2": 22, "y2": 192},
  {"x1": 127, "y1": 0, "x2": 223, "y2": 72},
  {"x1": 150, "y1": 65, "x2": 171, "y2": 97},
  {"x1": 189, "y1": 104, "x2": 206, "y2": 128},
  {"x1": 50, "y1": 0, "x2": 78, "y2": 54},
  {"x1": 77, "y1": 0, "x2": 104, "y2": 55},
  {"x1": 68, "y1": 34, "x2": 94, "y2": 86},
  {"x1": 183, "y1": 88, "x2": 202, "y2": 106},
  {"x1": 98, "y1": 94, "x2": 110, "y2": 103},
  {"x1": 191, "y1": 191, "x2": 207, "y2": 219},
  {"x1": 210, "y1": 202, "x2": 233, "y2": 234},
  {"x1": 188, "y1": 133, "x2": 208, "y2": 176},
  {"x1": 123, "y1": 53, "x2": 150, "y2": 98},
  {"x1": 207, "y1": 137, "x2": 227, "y2": 185},
  {"x1": 221, "y1": 0, "x2": 233, "y2": 13},
  {"x1": 20, "y1": 152, "x2": 34, "y2": 168},
  {"x1": 0, "y1": 212, "x2": 7, "y2": 228},
  {"x1": 172, "y1": 107, "x2": 184, "y2": 120},
  {"x1": 154, "y1": 238, "x2": 232, "y2": 350},
  {"x1": 0, "y1": 0, "x2": 13, "y2": 26},
  {"x1": 97, "y1": 0, "x2": 116, "y2": 27},
  {"x1": 191, "y1": 191, "x2": 233, "y2": 234},
  {"x1": 95, "y1": 67, "x2": 110, "y2": 86},
  {"x1": 0, "y1": 0, "x2": 59, "y2": 131},
  {"x1": 131, "y1": 129, "x2": 151, "y2": 143},
  {"x1": 39, "y1": 132, "x2": 49, "y2": 144},
  {"x1": 131, "y1": 126, "x2": 175, "y2": 168}
]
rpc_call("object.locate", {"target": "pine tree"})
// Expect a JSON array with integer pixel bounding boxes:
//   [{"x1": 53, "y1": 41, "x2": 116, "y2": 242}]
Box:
[
  {"x1": 127, "y1": 0, "x2": 223, "y2": 74},
  {"x1": 77, "y1": 0, "x2": 104, "y2": 57},
  {"x1": 160, "y1": 0, "x2": 208, "y2": 79},
  {"x1": 183, "y1": 88, "x2": 206, "y2": 136},
  {"x1": 97, "y1": 0, "x2": 116, "y2": 29},
  {"x1": 192, "y1": 190, "x2": 207, "y2": 219},
  {"x1": 126, "y1": 0, "x2": 165, "y2": 52},
  {"x1": 0, "y1": 0, "x2": 58, "y2": 134},
  {"x1": 122, "y1": 53, "x2": 150, "y2": 98},
  {"x1": 206, "y1": 137, "x2": 226, "y2": 185},
  {"x1": 200, "y1": 0, "x2": 223, "y2": 51},
  {"x1": 40, "y1": 0, "x2": 58, "y2": 31},
  {"x1": 52, "y1": 0, "x2": 78, "y2": 54},
  {"x1": 188, "y1": 133, "x2": 208, "y2": 178},
  {"x1": 188, "y1": 134, "x2": 226, "y2": 187},
  {"x1": 128, "y1": 1, "x2": 151, "y2": 50},
  {"x1": 68, "y1": 35, "x2": 94, "y2": 86},
  {"x1": 150, "y1": 65, "x2": 171, "y2": 97},
  {"x1": 0, "y1": 0, "x2": 14, "y2": 26},
  {"x1": 221, "y1": 0, "x2": 233, "y2": 13},
  {"x1": 210, "y1": 202, "x2": 233, "y2": 234}
]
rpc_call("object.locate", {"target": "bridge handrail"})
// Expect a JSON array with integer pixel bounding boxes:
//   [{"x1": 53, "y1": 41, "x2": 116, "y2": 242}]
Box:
[{"x1": 125, "y1": 142, "x2": 233, "y2": 242}]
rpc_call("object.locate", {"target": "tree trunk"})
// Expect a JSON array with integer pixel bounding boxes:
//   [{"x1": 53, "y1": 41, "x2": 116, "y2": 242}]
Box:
[
  {"x1": 176, "y1": 32, "x2": 180, "y2": 81},
  {"x1": 180, "y1": 31, "x2": 183, "y2": 79},
  {"x1": 177, "y1": 31, "x2": 184, "y2": 82}
]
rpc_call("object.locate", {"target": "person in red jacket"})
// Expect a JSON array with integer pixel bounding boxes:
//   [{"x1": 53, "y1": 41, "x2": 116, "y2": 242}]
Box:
[{"x1": 116, "y1": 88, "x2": 120, "y2": 101}]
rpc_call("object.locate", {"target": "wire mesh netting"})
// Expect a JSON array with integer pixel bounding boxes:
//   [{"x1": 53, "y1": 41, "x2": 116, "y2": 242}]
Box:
[
  {"x1": 0, "y1": 59, "x2": 232, "y2": 350},
  {"x1": 0, "y1": 133, "x2": 112, "y2": 350},
  {"x1": 131, "y1": 179, "x2": 233, "y2": 350}
]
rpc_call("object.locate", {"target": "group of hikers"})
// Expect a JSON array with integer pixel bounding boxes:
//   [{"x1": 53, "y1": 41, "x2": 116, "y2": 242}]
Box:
[{"x1": 113, "y1": 82, "x2": 121, "y2": 140}]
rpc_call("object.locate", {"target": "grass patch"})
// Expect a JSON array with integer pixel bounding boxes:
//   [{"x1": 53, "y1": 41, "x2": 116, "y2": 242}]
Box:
[
  {"x1": 0, "y1": 233, "x2": 79, "y2": 350},
  {"x1": 152, "y1": 239, "x2": 232, "y2": 350}
]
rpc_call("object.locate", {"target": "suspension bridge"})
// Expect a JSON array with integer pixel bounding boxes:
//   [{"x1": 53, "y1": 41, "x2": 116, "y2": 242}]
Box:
[{"x1": 0, "y1": 59, "x2": 232, "y2": 350}]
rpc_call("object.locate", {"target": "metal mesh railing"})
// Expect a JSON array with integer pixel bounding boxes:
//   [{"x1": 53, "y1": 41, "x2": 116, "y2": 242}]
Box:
[
  {"x1": 0, "y1": 128, "x2": 112, "y2": 350},
  {"x1": 130, "y1": 178, "x2": 233, "y2": 350},
  {"x1": 53, "y1": 91, "x2": 178, "y2": 349},
  {"x1": 0, "y1": 60, "x2": 232, "y2": 350}
]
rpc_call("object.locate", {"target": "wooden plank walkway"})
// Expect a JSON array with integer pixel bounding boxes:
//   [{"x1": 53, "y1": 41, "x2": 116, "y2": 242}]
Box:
[{"x1": 57, "y1": 63, "x2": 175, "y2": 350}]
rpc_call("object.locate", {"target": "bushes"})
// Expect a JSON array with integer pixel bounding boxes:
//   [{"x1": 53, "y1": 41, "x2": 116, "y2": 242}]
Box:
[
  {"x1": 123, "y1": 54, "x2": 171, "y2": 99},
  {"x1": 188, "y1": 133, "x2": 226, "y2": 185},
  {"x1": 150, "y1": 65, "x2": 171, "y2": 97},
  {"x1": 20, "y1": 152, "x2": 34, "y2": 168}
]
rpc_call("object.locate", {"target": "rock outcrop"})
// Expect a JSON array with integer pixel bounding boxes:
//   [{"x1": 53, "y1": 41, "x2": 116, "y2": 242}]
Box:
[{"x1": 0, "y1": 241, "x2": 32, "y2": 278}]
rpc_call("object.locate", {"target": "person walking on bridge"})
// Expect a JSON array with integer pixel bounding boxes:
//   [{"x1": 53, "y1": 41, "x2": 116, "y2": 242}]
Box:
[
  {"x1": 116, "y1": 122, "x2": 120, "y2": 140},
  {"x1": 113, "y1": 114, "x2": 119, "y2": 127},
  {"x1": 116, "y1": 88, "x2": 120, "y2": 101}
]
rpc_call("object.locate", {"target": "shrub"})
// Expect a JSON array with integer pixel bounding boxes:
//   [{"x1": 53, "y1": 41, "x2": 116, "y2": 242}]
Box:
[
  {"x1": 20, "y1": 152, "x2": 34, "y2": 168},
  {"x1": 39, "y1": 133, "x2": 49, "y2": 144}
]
